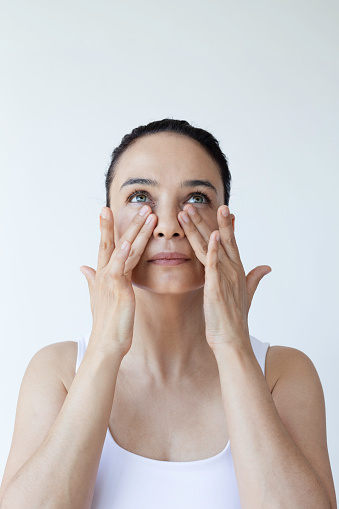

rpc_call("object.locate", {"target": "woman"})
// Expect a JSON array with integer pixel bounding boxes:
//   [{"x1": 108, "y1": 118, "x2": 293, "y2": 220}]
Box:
[{"x1": 0, "y1": 119, "x2": 336, "y2": 508}]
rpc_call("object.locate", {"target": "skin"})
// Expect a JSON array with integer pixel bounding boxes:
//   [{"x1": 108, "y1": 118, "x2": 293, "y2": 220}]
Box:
[
  {"x1": 109, "y1": 131, "x2": 230, "y2": 384},
  {"x1": 105, "y1": 131, "x2": 336, "y2": 506}
]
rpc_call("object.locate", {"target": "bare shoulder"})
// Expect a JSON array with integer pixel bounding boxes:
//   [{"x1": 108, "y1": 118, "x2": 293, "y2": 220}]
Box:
[
  {"x1": 0, "y1": 341, "x2": 78, "y2": 501},
  {"x1": 42, "y1": 340, "x2": 78, "y2": 392},
  {"x1": 264, "y1": 344, "x2": 317, "y2": 393},
  {"x1": 264, "y1": 344, "x2": 337, "y2": 508}
]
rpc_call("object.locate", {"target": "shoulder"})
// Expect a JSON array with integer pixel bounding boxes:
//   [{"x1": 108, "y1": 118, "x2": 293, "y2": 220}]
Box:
[
  {"x1": 264, "y1": 343, "x2": 326, "y2": 422},
  {"x1": 263, "y1": 344, "x2": 336, "y2": 508},
  {"x1": 264, "y1": 344, "x2": 318, "y2": 393},
  {"x1": 0, "y1": 341, "x2": 78, "y2": 501},
  {"x1": 35, "y1": 340, "x2": 78, "y2": 392}
]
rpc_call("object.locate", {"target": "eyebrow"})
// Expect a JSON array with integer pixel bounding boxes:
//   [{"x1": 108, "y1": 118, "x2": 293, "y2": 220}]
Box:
[{"x1": 119, "y1": 177, "x2": 218, "y2": 195}]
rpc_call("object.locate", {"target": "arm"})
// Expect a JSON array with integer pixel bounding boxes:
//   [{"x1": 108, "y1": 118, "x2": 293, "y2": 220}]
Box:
[
  {"x1": 213, "y1": 341, "x2": 337, "y2": 509},
  {"x1": 175, "y1": 202, "x2": 336, "y2": 506},
  {"x1": 1, "y1": 202, "x2": 153, "y2": 508},
  {"x1": 0, "y1": 340, "x2": 123, "y2": 509}
]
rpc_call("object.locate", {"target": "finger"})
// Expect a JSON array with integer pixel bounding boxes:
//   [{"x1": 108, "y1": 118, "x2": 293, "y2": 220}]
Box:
[
  {"x1": 206, "y1": 230, "x2": 221, "y2": 289},
  {"x1": 178, "y1": 205, "x2": 212, "y2": 265},
  {"x1": 123, "y1": 212, "x2": 157, "y2": 273},
  {"x1": 178, "y1": 205, "x2": 230, "y2": 269},
  {"x1": 107, "y1": 205, "x2": 155, "y2": 273},
  {"x1": 97, "y1": 207, "x2": 115, "y2": 272},
  {"x1": 109, "y1": 236, "x2": 135, "y2": 291},
  {"x1": 218, "y1": 206, "x2": 242, "y2": 265}
]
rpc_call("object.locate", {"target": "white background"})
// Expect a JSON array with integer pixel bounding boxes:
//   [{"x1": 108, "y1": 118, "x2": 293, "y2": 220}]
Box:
[{"x1": 1, "y1": 0, "x2": 338, "y2": 495}]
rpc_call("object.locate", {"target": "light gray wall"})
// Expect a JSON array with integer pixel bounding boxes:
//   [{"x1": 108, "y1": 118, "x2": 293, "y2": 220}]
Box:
[{"x1": 1, "y1": 0, "x2": 338, "y2": 494}]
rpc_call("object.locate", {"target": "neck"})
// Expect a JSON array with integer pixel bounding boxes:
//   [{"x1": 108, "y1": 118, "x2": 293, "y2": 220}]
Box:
[{"x1": 121, "y1": 287, "x2": 216, "y2": 384}]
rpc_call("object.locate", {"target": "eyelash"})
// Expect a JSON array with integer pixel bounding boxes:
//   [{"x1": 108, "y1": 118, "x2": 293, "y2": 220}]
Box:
[{"x1": 126, "y1": 189, "x2": 212, "y2": 205}]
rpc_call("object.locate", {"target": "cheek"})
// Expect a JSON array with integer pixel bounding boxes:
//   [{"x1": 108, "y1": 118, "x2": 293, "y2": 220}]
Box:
[{"x1": 206, "y1": 216, "x2": 218, "y2": 231}]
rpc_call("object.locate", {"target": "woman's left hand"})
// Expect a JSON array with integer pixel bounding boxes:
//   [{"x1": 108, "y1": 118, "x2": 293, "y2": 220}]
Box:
[{"x1": 178, "y1": 204, "x2": 272, "y2": 353}]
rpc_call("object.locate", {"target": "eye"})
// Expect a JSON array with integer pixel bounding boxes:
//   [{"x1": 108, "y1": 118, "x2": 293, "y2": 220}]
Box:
[
  {"x1": 126, "y1": 189, "x2": 212, "y2": 204},
  {"x1": 126, "y1": 190, "x2": 151, "y2": 203},
  {"x1": 187, "y1": 192, "x2": 211, "y2": 204}
]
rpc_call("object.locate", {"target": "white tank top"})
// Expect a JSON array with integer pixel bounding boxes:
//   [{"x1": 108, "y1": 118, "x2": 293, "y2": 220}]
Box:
[{"x1": 75, "y1": 332, "x2": 270, "y2": 509}]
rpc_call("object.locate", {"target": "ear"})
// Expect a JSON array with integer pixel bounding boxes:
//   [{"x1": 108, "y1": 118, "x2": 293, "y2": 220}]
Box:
[{"x1": 230, "y1": 214, "x2": 235, "y2": 232}]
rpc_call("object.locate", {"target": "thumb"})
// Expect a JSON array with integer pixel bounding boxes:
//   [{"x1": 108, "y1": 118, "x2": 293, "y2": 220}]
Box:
[
  {"x1": 246, "y1": 265, "x2": 272, "y2": 308},
  {"x1": 80, "y1": 265, "x2": 96, "y2": 291}
]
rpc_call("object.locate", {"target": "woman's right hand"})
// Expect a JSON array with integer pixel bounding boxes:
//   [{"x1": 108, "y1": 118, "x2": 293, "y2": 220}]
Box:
[{"x1": 80, "y1": 205, "x2": 155, "y2": 358}]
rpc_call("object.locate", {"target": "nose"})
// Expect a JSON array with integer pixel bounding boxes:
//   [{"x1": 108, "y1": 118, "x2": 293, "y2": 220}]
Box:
[{"x1": 151, "y1": 205, "x2": 186, "y2": 239}]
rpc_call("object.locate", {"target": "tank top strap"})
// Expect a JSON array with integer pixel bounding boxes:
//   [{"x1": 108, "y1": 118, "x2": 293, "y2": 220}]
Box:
[
  {"x1": 249, "y1": 334, "x2": 270, "y2": 376},
  {"x1": 75, "y1": 331, "x2": 91, "y2": 374}
]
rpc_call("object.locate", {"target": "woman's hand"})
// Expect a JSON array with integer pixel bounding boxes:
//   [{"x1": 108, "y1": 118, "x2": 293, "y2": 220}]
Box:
[
  {"x1": 80, "y1": 205, "x2": 156, "y2": 358},
  {"x1": 178, "y1": 204, "x2": 272, "y2": 353}
]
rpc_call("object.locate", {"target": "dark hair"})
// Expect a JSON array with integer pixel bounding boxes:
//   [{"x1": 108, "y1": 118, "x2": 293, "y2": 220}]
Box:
[{"x1": 105, "y1": 118, "x2": 231, "y2": 208}]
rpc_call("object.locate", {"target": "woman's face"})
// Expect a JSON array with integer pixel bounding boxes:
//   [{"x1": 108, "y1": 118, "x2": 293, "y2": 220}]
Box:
[{"x1": 109, "y1": 132, "x2": 227, "y2": 294}]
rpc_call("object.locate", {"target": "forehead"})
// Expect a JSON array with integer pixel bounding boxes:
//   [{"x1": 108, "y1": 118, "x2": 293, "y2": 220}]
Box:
[{"x1": 113, "y1": 132, "x2": 221, "y2": 186}]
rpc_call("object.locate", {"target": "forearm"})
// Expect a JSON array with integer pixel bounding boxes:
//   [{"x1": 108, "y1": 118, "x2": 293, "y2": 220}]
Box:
[
  {"x1": 1, "y1": 341, "x2": 123, "y2": 509},
  {"x1": 214, "y1": 341, "x2": 330, "y2": 509}
]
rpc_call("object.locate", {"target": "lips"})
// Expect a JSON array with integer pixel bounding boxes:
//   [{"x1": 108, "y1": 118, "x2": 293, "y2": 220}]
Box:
[{"x1": 148, "y1": 251, "x2": 190, "y2": 261}]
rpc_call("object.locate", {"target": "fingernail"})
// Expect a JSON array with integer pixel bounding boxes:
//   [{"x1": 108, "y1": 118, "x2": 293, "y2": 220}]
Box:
[
  {"x1": 101, "y1": 207, "x2": 108, "y2": 219},
  {"x1": 222, "y1": 206, "x2": 229, "y2": 217},
  {"x1": 182, "y1": 212, "x2": 190, "y2": 223},
  {"x1": 145, "y1": 214, "x2": 153, "y2": 224}
]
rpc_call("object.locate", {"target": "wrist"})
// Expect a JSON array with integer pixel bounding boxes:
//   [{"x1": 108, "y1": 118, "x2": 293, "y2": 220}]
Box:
[
  {"x1": 211, "y1": 335, "x2": 253, "y2": 364},
  {"x1": 87, "y1": 337, "x2": 126, "y2": 364}
]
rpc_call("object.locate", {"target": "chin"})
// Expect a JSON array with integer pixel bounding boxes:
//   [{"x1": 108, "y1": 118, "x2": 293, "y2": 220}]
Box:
[{"x1": 132, "y1": 275, "x2": 205, "y2": 294}]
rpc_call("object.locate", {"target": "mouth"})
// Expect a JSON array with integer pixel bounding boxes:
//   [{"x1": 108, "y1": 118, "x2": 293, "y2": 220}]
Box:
[
  {"x1": 148, "y1": 251, "x2": 190, "y2": 262},
  {"x1": 148, "y1": 258, "x2": 189, "y2": 266}
]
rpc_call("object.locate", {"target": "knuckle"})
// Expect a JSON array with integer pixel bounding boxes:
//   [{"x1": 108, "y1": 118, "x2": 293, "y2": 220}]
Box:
[
  {"x1": 128, "y1": 247, "x2": 136, "y2": 259},
  {"x1": 99, "y1": 240, "x2": 112, "y2": 251},
  {"x1": 228, "y1": 235, "x2": 237, "y2": 249},
  {"x1": 108, "y1": 268, "x2": 120, "y2": 281},
  {"x1": 200, "y1": 243, "x2": 209, "y2": 255},
  {"x1": 115, "y1": 239, "x2": 128, "y2": 251}
]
